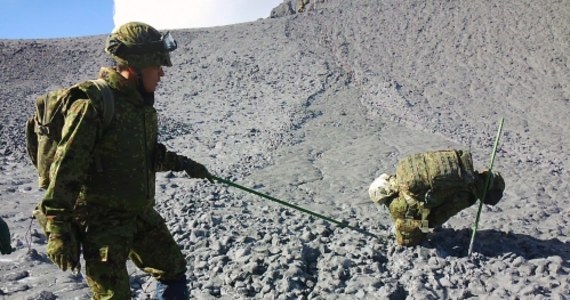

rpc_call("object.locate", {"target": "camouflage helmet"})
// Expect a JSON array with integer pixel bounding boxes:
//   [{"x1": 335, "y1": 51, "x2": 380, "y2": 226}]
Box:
[
  {"x1": 369, "y1": 173, "x2": 398, "y2": 205},
  {"x1": 105, "y1": 21, "x2": 177, "y2": 68}
]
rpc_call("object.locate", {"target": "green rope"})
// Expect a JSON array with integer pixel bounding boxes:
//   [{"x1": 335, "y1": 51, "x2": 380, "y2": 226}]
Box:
[
  {"x1": 468, "y1": 117, "x2": 505, "y2": 256},
  {"x1": 212, "y1": 176, "x2": 380, "y2": 240}
]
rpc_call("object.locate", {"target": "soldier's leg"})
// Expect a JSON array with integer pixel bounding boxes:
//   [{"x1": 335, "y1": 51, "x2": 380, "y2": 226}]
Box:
[
  {"x1": 388, "y1": 196, "x2": 427, "y2": 246},
  {"x1": 394, "y1": 218, "x2": 427, "y2": 246},
  {"x1": 130, "y1": 210, "x2": 187, "y2": 299},
  {"x1": 82, "y1": 222, "x2": 134, "y2": 299}
]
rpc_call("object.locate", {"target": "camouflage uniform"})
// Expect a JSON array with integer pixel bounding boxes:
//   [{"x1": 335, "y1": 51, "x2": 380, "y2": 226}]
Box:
[
  {"x1": 39, "y1": 22, "x2": 208, "y2": 299},
  {"x1": 369, "y1": 152, "x2": 505, "y2": 246},
  {"x1": 387, "y1": 188, "x2": 482, "y2": 246},
  {"x1": 39, "y1": 67, "x2": 188, "y2": 298}
]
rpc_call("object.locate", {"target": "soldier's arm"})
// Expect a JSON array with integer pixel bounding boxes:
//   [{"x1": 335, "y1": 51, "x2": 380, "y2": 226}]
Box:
[
  {"x1": 154, "y1": 144, "x2": 213, "y2": 182},
  {"x1": 41, "y1": 99, "x2": 100, "y2": 220}
]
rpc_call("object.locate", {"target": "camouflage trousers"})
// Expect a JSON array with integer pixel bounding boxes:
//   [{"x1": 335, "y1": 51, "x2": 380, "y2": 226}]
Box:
[
  {"x1": 77, "y1": 206, "x2": 187, "y2": 300},
  {"x1": 388, "y1": 192, "x2": 477, "y2": 246}
]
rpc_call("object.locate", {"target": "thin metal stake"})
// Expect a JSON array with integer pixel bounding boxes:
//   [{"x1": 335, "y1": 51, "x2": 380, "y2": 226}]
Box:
[
  {"x1": 212, "y1": 176, "x2": 380, "y2": 240},
  {"x1": 468, "y1": 117, "x2": 505, "y2": 256}
]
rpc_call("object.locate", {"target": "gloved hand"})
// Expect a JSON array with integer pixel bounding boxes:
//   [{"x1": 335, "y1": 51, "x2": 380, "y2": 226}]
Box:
[
  {"x1": 182, "y1": 158, "x2": 214, "y2": 183},
  {"x1": 46, "y1": 220, "x2": 79, "y2": 272},
  {"x1": 477, "y1": 171, "x2": 505, "y2": 206}
]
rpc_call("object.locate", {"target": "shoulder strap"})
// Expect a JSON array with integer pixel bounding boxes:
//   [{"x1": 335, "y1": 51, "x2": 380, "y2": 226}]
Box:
[{"x1": 89, "y1": 79, "x2": 115, "y2": 129}]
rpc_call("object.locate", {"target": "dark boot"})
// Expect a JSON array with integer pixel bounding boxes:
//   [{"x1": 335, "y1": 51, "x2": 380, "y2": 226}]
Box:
[{"x1": 156, "y1": 276, "x2": 189, "y2": 300}]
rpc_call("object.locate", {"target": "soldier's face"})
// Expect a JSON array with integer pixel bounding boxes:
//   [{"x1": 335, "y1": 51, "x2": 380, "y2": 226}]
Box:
[{"x1": 140, "y1": 66, "x2": 164, "y2": 92}]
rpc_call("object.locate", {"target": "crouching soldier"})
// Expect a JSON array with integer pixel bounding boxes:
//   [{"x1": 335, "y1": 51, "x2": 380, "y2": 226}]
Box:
[{"x1": 368, "y1": 150, "x2": 505, "y2": 246}]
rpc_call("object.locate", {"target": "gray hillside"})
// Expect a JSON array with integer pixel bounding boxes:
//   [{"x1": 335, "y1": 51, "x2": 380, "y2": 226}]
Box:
[{"x1": 0, "y1": 0, "x2": 569, "y2": 299}]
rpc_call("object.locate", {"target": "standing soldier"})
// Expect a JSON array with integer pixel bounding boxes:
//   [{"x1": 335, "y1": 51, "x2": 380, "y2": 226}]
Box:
[
  {"x1": 38, "y1": 22, "x2": 213, "y2": 299},
  {"x1": 369, "y1": 150, "x2": 505, "y2": 246}
]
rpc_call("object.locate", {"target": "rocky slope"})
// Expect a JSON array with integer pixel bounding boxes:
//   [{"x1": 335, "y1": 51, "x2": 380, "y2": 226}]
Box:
[{"x1": 1, "y1": 0, "x2": 568, "y2": 299}]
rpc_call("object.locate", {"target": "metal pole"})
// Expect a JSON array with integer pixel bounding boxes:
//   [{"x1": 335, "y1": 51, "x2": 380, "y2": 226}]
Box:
[
  {"x1": 212, "y1": 176, "x2": 380, "y2": 240},
  {"x1": 468, "y1": 117, "x2": 505, "y2": 256}
]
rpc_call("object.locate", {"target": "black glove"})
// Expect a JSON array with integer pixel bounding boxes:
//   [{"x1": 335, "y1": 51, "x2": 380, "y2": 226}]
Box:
[
  {"x1": 476, "y1": 171, "x2": 505, "y2": 206},
  {"x1": 182, "y1": 159, "x2": 214, "y2": 183}
]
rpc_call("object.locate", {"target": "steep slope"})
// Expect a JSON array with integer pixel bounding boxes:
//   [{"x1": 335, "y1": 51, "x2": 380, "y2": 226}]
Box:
[{"x1": 0, "y1": 0, "x2": 568, "y2": 299}]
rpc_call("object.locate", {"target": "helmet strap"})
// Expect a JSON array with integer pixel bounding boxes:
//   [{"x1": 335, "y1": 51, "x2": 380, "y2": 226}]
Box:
[{"x1": 134, "y1": 69, "x2": 155, "y2": 106}]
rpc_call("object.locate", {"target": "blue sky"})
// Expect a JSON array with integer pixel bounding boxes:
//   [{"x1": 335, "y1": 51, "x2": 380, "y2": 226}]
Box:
[
  {"x1": 0, "y1": 0, "x2": 114, "y2": 39},
  {"x1": 0, "y1": 0, "x2": 283, "y2": 39}
]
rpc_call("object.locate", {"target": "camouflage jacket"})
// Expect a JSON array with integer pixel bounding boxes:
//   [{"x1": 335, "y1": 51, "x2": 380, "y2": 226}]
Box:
[
  {"x1": 41, "y1": 67, "x2": 186, "y2": 220},
  {"x1": 386, "y1": 170, "x2": 505, "y2": 227}
]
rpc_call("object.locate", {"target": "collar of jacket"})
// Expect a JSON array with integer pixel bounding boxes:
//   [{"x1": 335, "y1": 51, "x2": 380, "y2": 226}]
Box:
[{"x1": 98, "y1": 67, "x2": 147, "y2": 107}]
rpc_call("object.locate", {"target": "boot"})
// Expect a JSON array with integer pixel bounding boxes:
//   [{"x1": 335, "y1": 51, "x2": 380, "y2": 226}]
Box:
[{"x1": 156, "y1": 275, "x2": 189, "y2": 300}]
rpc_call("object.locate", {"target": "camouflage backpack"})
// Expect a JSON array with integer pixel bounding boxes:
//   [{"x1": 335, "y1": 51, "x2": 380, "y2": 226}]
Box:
[
  {"x1": 25, "y1": 79, "x2": 114, "y2": 189},
  {"x1": 395, "y1": 150, "x2": 476, "y2": 208}
]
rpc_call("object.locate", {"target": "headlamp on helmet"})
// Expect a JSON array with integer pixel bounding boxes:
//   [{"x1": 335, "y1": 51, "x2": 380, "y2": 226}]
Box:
[{"x1": 105, "y1": 22, "x2": 177, "y2": 68}]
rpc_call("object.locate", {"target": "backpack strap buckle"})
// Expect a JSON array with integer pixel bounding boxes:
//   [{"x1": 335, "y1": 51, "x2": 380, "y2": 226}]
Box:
[{"x1": 36, "y1": 125, "x2": 50, "y2": 136}]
